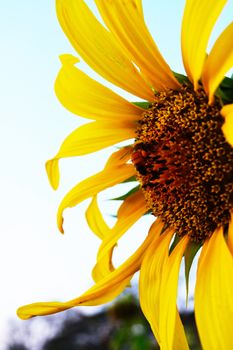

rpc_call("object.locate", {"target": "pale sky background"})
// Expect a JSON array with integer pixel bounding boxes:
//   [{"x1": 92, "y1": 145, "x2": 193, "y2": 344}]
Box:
[{"x1": 1, "y1": 0, "x2": 233, "y2": 348}]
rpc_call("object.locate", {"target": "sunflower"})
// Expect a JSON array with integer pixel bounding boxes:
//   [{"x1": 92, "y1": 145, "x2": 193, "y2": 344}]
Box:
[{"x1": 18, "y1": 0, "x2": 233, "y2": 349}]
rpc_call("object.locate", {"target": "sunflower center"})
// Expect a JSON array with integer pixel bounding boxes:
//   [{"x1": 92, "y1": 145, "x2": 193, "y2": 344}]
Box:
[{"x1": 132, "y1": 84, "x2": 233, "y2": 241}]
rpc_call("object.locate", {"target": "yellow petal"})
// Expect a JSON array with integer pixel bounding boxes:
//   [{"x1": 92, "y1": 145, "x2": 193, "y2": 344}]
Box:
[
  {"x1": 57, "y1": 164, "x2": 136, "y2": 233},
  {"x1": 135, "y1": 0, "x2": 143, "y2": 17},
  {"x1": 93, "y1": 189, "x2": 147, "y2": 282},
  {"x1": 221, "y1": 103, "x2": 233, "y2": 146},
  {"x1": 55, "y1": 54, "x2": 144, "y2": 121},
  {"x1": 159, "y1": 236, "x2": 189, "y2": 350},
  {"x1": 97, "y1": 190, "x2": 147, "y2": 261},
  {"x1": 86, "y1": 151, "x2": 137, "y2": 283},
  {"x1": 227, "y1": 212, "x2": 233, "y2": 255},
  {"x1": 173, "y1": 311, "x2": 190, "y2": 350},
  {"x1": 95, "y1": 0, "x2": 179, "y2": 91},
  {"x1": 92, "y1": 246, "x2": 115, "y2": 283},
  {"x1": 86, "y1": 196, "x2": 111, "y2": 240},
  {"x1": 139, "y1": 230, "x2": 189, "y2": 349},
  {"x1": 195, "y1": 227, "x2": 233, "y2": 350},
  {"x1": 181, "y1": 0, "x2": 227, "y2": 89},
  {"x1": 86, "y1": 195, "x2": 115, "y2": 282},
  {"x1": 56, "y1": 1, "x2": 154, "y2": 100},
  {"x1": 202, "y1": 22, "x2": 233, "y2": 102},
  {"x1": 56, "y1": 121, "x2": 135, "y2": 158},
  {"x1": 17, "y1": 220, "x2": 162, "y2": 320},
  {"x1": 46, "y1": 120, "x2": 135, "y2": 190}
]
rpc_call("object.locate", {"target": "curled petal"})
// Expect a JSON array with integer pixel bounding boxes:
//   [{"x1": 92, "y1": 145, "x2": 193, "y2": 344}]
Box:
[
  {"x1": 17, "y1": 220, "x2": 162, "y2": 320},
  {"x1": 45, "y1": 159, "x2": 59, "y2": 190},
  {"x1": 86, "y1": 196, "x2": 115, "y2": 282},
  {"x1": 93, "y1": 189, "x2": 147, "y2": 282},
  {"x1": 46, "y1": 121, "x2": 135, "y2": 189},
  {"x1": 86, "y1": 196, "x2": 111, "y2": 240},
  {"x1": 57, "y1": 164, "x2": 136, "y2": 233},
  {"x1": 55, "y1": 54, "x2": 144, "y2": 121}
]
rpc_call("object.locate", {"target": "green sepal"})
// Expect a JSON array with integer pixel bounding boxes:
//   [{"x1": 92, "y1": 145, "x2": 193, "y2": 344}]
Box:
[
  {"x1": 220, "y1": 74, "x2": 233, "y2": 88},
  {"x1": 217, "y1": 76, "x2": 233, "y2": 104},
  {"x1": 116, "y1": 143, "x2": 133, "y2": 150},
  {"x1": 184, "y1": 241, "x2": 201, "y2": 306},
  {"x1": 173, "y1": 71, "x2": 190, "y2": 84},
  {"x1": 169, "y1": 233, "x2": 182, "y2": 254},
  {"x1": 111, "y1": 185, "x2": 140, "y2": 201},
  {"x1": 143, "y1": 210, "x2": 152, "y2": 216},
  {"x1": 132, "y1": 101, "x2": 152, "y2": 109},
  {"x1": 122, "y1": 175, "x2": 137, "y2": 183}
]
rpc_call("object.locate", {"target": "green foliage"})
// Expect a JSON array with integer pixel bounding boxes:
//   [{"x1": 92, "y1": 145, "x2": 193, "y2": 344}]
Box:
[{"x1": 109, "y1": 295, "x2": 157, "y2": 350}]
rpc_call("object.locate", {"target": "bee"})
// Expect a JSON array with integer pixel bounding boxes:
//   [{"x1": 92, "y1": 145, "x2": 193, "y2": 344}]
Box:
[{"x1": 131, "y1": 149, "x2": 148, "y2": 175}]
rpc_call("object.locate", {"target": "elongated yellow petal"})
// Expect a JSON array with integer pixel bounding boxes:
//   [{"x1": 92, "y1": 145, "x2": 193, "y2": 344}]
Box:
[
  {"x1": 159, "y1": 237, "x2": 189, "y2": 350},
  {"x1": 221, "y1": 103, "x2": 233, "y2": 146},
  {"x1": 95, "y1": 0, "x2": 179, "y2": 91},
  {"x1": 56, "y1": 54, "x2": 144, "y2": 121},
  {"x1": 202, "y1": 22, "x2": 233, "y2": 102},
  {"x1": 140, "y1": 231, "x2": 169, "y2": 341},
  {"x1": 55, "y1": 121, "x2": 135, "y2": 158},
  {"x1": 227, "y1": 212, "x2": 233, "y2": 255},
  {"x1": 195, "y1": 227, "x2": 233, "y2": 350},
  {"x1": 46, "y1": 120, "x2": 135, "y2": 189},
  {"x1": 57, "y1": 164, "x2": 136, "y2": 233},
  {"x1": 181, "y1": 0, "x2": 227, "y2": 89},
  {"x1": 173, "y1": 312, "x2": 190, "y2": 350},
  {"x1": 93, "y1": 189, "x2": 147, "y2": 282},
  {"x1": 140, "y1": 230, "x2": 189, "y2": 350},
  {"x1": 86, "y1": 147, "x2": 135, "y2": 282},
  {"x1": 17, "y1": 220, "x2": 162, "y2": 320},
  {"x1": 56, "y1": 0, "x2": 154, "y2": 100}
]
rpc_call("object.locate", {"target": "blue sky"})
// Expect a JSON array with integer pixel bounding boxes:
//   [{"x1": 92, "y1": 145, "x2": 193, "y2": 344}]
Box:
[{"x1": 1, "y1": 0, "x2": 233, "y2": 347}]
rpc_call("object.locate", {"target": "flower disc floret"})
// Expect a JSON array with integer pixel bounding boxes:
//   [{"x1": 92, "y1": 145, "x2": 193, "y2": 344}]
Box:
[{"x1": 132, "y1": 85, "x2": 233, "y2": 241}]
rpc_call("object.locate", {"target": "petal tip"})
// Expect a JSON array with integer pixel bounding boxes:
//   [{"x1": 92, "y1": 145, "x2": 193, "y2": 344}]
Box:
[
  {"x1": 45, "y1": 158, "x2": 60, "y2": 190},
  {"x1": 17, "y1": 306, "x2": 33, "y2": 320},
  {"x1": 57, "y1": 209, "x2": 64, "y2": 234},
  {"x1": 59, "y1": 54, "x2": 80, "y2": 66}
]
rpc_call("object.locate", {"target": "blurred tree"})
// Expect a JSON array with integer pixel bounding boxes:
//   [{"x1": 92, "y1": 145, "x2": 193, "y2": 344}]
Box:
[{"x1": 8, "y1": 345, "x2": 29, "y2": 350}]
